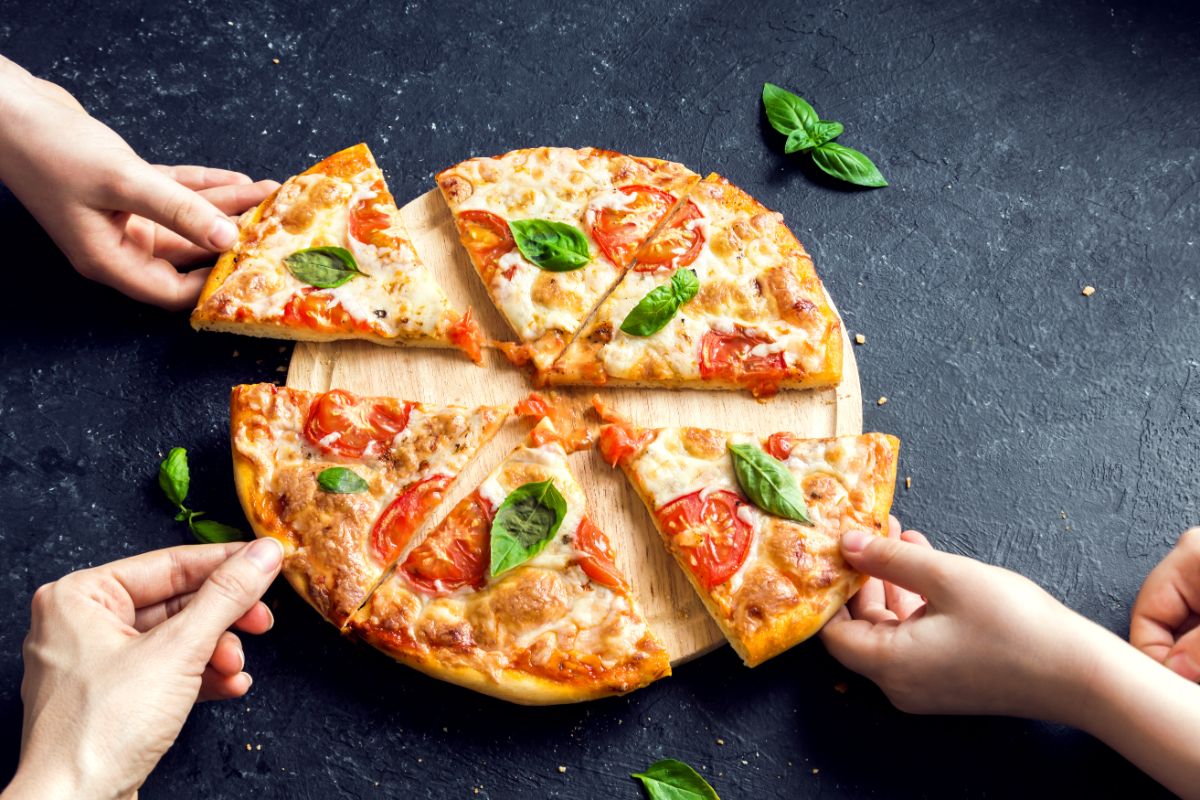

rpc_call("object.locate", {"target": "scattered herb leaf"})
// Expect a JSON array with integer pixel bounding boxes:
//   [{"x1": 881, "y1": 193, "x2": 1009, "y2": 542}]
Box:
[
  {"x1": 158, "y1": 448, "x2": 248, "y2": 543},
  {"x1": 632, "y1": 758, "x2": 720, "y2": 800},
  {"x1": 762, "y1": 83, "x2": 886, "y2": 187},
  {"x1": 811, "y1": 142, "x2": 888, "y2": 188}
]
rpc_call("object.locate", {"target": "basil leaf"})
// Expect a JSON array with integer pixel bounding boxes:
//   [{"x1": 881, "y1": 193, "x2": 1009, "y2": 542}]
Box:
[
  {"x1": 728, "y1": 442, "x2": 812, "y2": 525},
  {"x1": 762, "y1": 82, "x2": 817, "y2": 136},
  {"x1": 317, "y1": 467, "x2": 369, "y2": 494},
  {"x1": 284, "y1": 246, "x2": 365, "y2": 288},
  {"x1": 159, "y1": 447, "x2": 190, "y2": 509},
  {"x1": 811, "y1": 142, "x2": 888, "y2": 188},
  {"x1": 509, "y1": 219, "x2": 590, "y2": 272},
  {"x1": 189, "y1": 517, "x2": 246, "y2": 544},
  {"x1": 810, "y1": 119, "x2": 844, "y2": 147},
  {"x1": 490, "y1": 480, "x2": 567, "y2": 576},
  {"x1": 632, "y1": 759, "x2": 719, "y2": 800},
  {"x1": 784, "y1": 128, "x2": 817, "y2": 154},
  {"x1": 620, "y1": 269, "x2": 699, "y2": 337}
]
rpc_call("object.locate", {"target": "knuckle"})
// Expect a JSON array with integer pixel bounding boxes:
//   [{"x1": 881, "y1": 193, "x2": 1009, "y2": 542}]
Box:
[
  {"x1": 206, "y1": 567, "x2": 254, "y2": 603},
  {"x1": 29, "y1": 582, "x2": 55, "y2": 614}
]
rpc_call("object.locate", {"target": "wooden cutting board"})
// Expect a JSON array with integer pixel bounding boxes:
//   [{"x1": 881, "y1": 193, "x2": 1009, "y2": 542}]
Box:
[{"x1": 287, "y1": 189, "x2": 863, "y2": 666}]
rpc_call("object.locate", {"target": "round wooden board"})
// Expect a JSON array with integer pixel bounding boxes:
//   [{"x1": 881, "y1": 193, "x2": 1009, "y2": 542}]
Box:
[{"x1": 287, "y1": 188, "x2": 863, "y2": 666}]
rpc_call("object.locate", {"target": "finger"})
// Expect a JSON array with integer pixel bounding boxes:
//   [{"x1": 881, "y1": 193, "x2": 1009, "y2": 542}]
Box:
[
  {"x1": 884, "y1": 526, "x2": 929, "y2": 619},
  {"x1": 901, "y1": 529, "x2": 933, "y2": 548},
  {"x1": 158, "y1": 538, "x2": 283, "y2": 659},
  {"x1": 106, "y1": 163, "x2": 240, "y2": 251},
  {"x1": 197, "y1": 180, "x2": 278, "y2": 215},
  {"x1": 232, "y1": 601, "x2": 275, "y2": 635},
  {"x1": 96, "y1": 542, "x2": 247, "y2": 611},
  {"x1": 1165, "y1": 626, "x2": 1200, "y2": 682},
  {"x1": 840, "y1": 529, "x2": 957, "y2": 601},
  {"x1": 849, "y1": 577, "x2": 897, "y2": 623},
  {"x1": 135, "y1": 595, "x2": 272, "y2": 635},
  {"x1": 209, "y1": 631, "x2": 245, "y2": 676},
  {"x1": 100, "y1": 246, "x2": 210, "y2": 310},
  {"x1": 888, "y1": 515, "x2": 902, "y2": 537},
  {"x1": 820, "y1": 616, "x2": 896, "y2": 676},
  {"x1": 198, "y1": 667, "x2": 253, "y2": 703},
  {"x1": 154, "y1": 164, "x2": 252, "y2": 189},
  {"x1": 1131, "y1": 529, "x2": 1200, "y2": 659}
]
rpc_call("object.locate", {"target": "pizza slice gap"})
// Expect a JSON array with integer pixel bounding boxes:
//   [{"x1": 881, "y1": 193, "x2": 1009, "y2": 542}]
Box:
[
  {"x1": 193, "y1": 144, "x2": 484, "y2": 362},
  {"x1": 436, "y1": 146, "x2": 699, "y2": 375},
  {"x1": 544, "y1": 173, "x2": 844, "y2": 398},
  {"x1": 347, "y1": 417, "x2": 671, "y2": 704},
  {"x1": 597, "y1": 415, "x2": 899, "y2": 667},
  {"x1": 230, "y1": 383, "x2": 509, "y2": 629}
]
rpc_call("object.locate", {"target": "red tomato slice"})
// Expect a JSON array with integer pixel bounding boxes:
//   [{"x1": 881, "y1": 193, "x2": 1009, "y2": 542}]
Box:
[
  {"x1": 597, "y1": 424, "x2": 654, "y2": 467},
  {"x1": 401, "y1": 491, "x2": 492, "y2": 595},
  {"x1": 447, "y1": 308, "x2": 484, "y2": 364},
  {"x1": 350, "y1": 179, "x2": 401, "y2": 249},
  {"x1": 282, "y1": 291, "x2": 374, "y2": 334},
  {"x1": 764, "y1": 432, "x2": 797, "y2": 462},
  {"x1": 573, "y1": 517, "x2": 626, "y2": 591},
  {"x1": 633, "y1": 199, "x2": 704, "y2": 272},
  {"x1": 699, "y1": 328, "x2": 788, "y2": 396},
  {"x1": 590, "y1": 185, "x2": 677, "y2": 267},
  {"x1": 303, "y1": 389, "x2": 412, "y2": 458},
  {"x1": 456, "y1": 210, "x2": 515, "y2": 278},
  {"x1": 656, "y1": 490, "x2": 752, "y2": 589},
  {"x1": 369, "y1": 474, "x2": 452, "y2": 564}
]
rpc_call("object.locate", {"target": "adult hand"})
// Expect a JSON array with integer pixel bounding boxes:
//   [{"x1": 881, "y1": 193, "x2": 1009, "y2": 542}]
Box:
[
  {"x1": 4, "y1": 539, "x2": 283, "y2": 800},
  {"x1": 0, "y1": 55, "x2": 277, "y2": 310},
  {"x1": 1131, "y1": 528, "x2": 1200, "y2": 681}
]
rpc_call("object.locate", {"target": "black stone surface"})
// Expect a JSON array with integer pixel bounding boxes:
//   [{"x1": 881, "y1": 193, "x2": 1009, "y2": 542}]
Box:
[{"x1": 1, "y1": 0, "x2": 1197, "y2": 796}]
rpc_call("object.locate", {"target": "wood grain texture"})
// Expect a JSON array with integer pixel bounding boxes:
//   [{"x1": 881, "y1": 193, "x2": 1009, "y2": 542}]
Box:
[{"x1": 287, "y1": 189, "x2": 862, "y2": 664}]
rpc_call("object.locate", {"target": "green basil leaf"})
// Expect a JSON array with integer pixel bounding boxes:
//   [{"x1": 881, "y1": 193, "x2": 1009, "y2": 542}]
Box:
[
  {"x1": 490, "y1": 479, "x2": 567, "y2": 576},
  {"x1": 762, "y1": 82, "x2": 817, "y2": 136},
  {"x1": 159, "y1": 447, "x2": 190, "y2": 509},
  {"x1": 784, "y1": 128, "x2": 817, "y2": 154},
  {"x1": 284, "y1": 246, "x2": 365, "y2": 288},
  {"x1": 632, "y1": 759, "x2": 720, "y2": 800},
  {"x1": 317, "y1": 467, "x2": 369, "y2": 494},
  {"x1": 620, "y1": 269, "x2": 699, "y2": 337},
  {"x1": 810, "y1": 119, "x2": 844, "y2": 147},
  {"x1": 728, "y1": 442, "x2": 812, "y2": 524},
  {"x1": 811, "y1": 142, "x2": 888, "y2": 188},
  {"x1": 509, "y1": 219, "x2": 590, "y2": 272},
  {"x1": 189, "y1": 517, "x2": 246, "y2": 544}
]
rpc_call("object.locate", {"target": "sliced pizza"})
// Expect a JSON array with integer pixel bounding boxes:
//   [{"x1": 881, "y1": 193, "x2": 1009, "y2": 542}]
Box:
[
  {"x1": 546, "y1": 174, "x2": 843, "y2": 398},
  {"x1": 348, "y1": 417, "x2": 670, "y2": 704},
  {"x1": 194, "y1": 144, "x2": 483, "y2": 361},
  {"x1": 230, "y1": 383, "x2": 508, "y2": 628},
  {"x1": 599, "y1": 417, "x2": 898, "y2": 666},
  {"x1": 436, "y1": 147, "x2": 698, "y2": 373}
]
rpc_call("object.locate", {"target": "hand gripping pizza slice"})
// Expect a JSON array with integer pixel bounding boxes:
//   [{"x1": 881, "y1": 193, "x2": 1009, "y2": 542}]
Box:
[
  {"x1": 546, "y1": 174, "x2": 843, "y2": 398},
  {"x1": 193, "y1": 144, "x2": 484, "y2": 361},
  {"x1": 348, "y1": 417, "x2": 670, "y2": 704},
  {"x1": 599, "y1": 416, "x2": 898, "y2": 666},
  {"x1": 436, "y1": 147, "x2": 698, "y2": 374},
  {"x1": 230, "y1": 383, "x2": 508, "y2": 628}
]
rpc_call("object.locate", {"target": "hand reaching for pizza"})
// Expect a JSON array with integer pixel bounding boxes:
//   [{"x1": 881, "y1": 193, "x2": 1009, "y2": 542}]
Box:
[
  {"x1": 4, "y1": 540, "x2": 283, "y2": 800},
  {"x1": 0, "y1": 55, "x2": 278, "y2": 310},
  {"x1": 1130, "y1": 528, "x2": 1200, "y2": 682}
]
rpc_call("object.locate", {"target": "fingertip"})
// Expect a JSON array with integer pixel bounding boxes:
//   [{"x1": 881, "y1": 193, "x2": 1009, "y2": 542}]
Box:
[
  {"x1": 842, "y1": 530, "x2": 871, "y2": 554},
  {"x1": 902, "y1": 529, "x2": 933, "y2": 549},
  {"x1": 1165, "y1": 651, "x2": 1200, "y2": 682},
  {"x1": 888, "y1": 515, "x2": 902, "y2": 537},
  {"x1": 208, "y1": 217, "x2": 238, "y2": 250}
]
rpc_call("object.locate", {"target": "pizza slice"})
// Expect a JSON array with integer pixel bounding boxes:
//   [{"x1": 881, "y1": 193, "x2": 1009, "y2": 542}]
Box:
[
  {"x1": 545, "y1": 174, "x2": 843, "y2": 398},
  {"x1": 598, "y1": 416, "x2": 898, "y2": 666},
  {"x1": 230, "y1": 383, "x2": 508, "y2": 628},
  {"x1": 436, "y1": 147, "x2": 698, "y2": 373},
  {"x1": 193, "y1": 144, "x2": 483, "y2": 361},
  {"x1": 348, "y1": 417, "x2": 670, "y2": 704}
]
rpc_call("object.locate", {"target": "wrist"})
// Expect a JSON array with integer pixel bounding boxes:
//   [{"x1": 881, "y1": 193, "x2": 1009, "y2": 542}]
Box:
[{"x1": 3, "y1": 762, "x2": 90, "y2": 800}]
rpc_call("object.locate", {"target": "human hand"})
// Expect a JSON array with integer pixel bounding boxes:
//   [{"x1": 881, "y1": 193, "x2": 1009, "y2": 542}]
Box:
[
  {"x1": 1131, "y1": 528, "x2": 1200, "y2": 682},
  {"x1": 0, "y1": 56, "x2": 277, "y2": 309},
  {"x1": 5, "y1": 539, "x2": 283, "y2": 800},
  {"x1": 819, "y1": 516, "x2": 1107, "y2": 721}
]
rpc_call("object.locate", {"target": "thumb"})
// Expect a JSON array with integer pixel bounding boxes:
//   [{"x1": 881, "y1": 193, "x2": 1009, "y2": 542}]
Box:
[
  {"x1": 157, "y1": 538, "x2": 283, "y2": 658},
  {"x1": 1165, "y1": 627, "x2": 1200, "y2": 682},
  {"x1": 841, "y1": 530, "x2": 953, "y2": 602},
  {"x1": 107, "y1": 160, "x2": 241, "y2": 251}
]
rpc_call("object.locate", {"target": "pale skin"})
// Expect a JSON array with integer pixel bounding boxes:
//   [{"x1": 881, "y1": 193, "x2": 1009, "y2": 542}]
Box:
[{"x1": 822, "y1": 519, "x2": 1200, "y2": 798}]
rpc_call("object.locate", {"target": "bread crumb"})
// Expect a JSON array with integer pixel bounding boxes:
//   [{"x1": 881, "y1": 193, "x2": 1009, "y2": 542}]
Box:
[
  {"x1": 256, "y1": 744, "x2": 262, "y2": 751},
  {"x1": 877, "y1": 396, "x2": 888, "y2": 406},
  {"x1": 558, "y1": 766, "x2": 567, "y2": 774},
  {"x1": 905, "y1": 476, "x2": 912, "y2": 490},
  {"x1": 1082, "y1": 285, "x2": 1096, "y2": 296},
  {"x1": 854, "y1": 333, "x2": 866, "y2": 345},
  {"x1": 245, "y1": 743, "x2": 252, "y2": 751},
  {"x1": 812, "y1": 768, "x2": 820, "y2": 775},
  {"x1": 272, "y1": 57, "x2": 280, "y2": 64},
  {"x1": 716, "y1": 738, "x2": 726, "y2": 746},
  {"x1": 834, "y1": 681, "x2": 849, "y2": 694}
]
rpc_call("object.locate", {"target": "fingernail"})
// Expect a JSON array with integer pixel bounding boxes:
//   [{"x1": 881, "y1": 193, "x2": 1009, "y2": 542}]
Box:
[
  {"x1": 236, "y1": 646, "x2": 245, "y2": 672},
  {"x1": 242, "y1": 672, "x2": 253, "y2": 690},
  {"x1": 842, "y1": 531, "x2": 870, "y2": 554},
  {"x1": 209, "y1": 217, "x2": 238, "y2": 250},
  {"x1": 263, "y1": 605, "x2": 276, "y2": 630},
  {"x1": 244, "y1": 538, "x2": 283, "y2": 573},
  {"x1": 1166, "y1": 652, "x2": 1200, "y2": 682}
]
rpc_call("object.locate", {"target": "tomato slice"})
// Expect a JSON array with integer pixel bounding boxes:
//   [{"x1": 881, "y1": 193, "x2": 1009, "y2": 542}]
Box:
[
  {"x1": 597, "y1": 424, "x2": 654, "y2": 467},
  {"x1": 455, "y1": 210, "x2": 515, "y2": 278},
  {"x1": 350, "y1": 179, "x2": 401, "y2": 249},
  {"x1": 401, "y1": 491, "x2": 492, "y2": 595},
  {"x1": 764, "y1": 432, "x2": 797, "y2": 462},
  {"x1": 699, "y1": 328, "x2": 788, "y2": 396},
  {"x1": 282, "y1": 291, "x2": 374, "y2": 334},
  {"x1": 573, "y1": 517, "x2": 626, "y2": 591},
  {"x1": 303, "y1": 389, "x2": 412, "y2": 458},
  {"x1": 656, "y1": 490, "x2": 752, "y2": 589},
  {"x1": 589, "y1": 185, "x2": 677, "y2": 267},
  {"x1": 369, "y1": 474, "x2": 452, "y2": 564},
  {"x1": 447, "y1": 308, "x2": 484, "y2": 364},
  {"x1": 633, "y1": 199, "x2": 704, "y2": 272}
]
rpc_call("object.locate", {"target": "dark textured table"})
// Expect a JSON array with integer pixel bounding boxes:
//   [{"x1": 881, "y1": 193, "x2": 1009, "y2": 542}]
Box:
[{"x1": 1, "y1": 0, "x2": 1197, "y2": 796}]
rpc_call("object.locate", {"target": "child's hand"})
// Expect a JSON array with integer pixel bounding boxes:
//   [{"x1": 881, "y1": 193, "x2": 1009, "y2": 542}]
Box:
[
  {"x1": 820, "y1": 517, "x2": 1105, "y2": 721},
  {"x1": 0, "y1": 56, "x2": 277, "y2": 309},
  {"x1": 1131, "y1": 528, "x2": 1200, "y2": 681}
]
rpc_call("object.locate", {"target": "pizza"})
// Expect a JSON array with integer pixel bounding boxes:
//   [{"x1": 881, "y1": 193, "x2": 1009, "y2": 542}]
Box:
[
  {"x1": 598, "y1": 415, "x2": 898, "y2": 666},
  {"x1": 193, "y1": 144, "x2": 484, "y2": 361},
  {"x1": 230, "y1": 383, "x2": 508, "y2": 628},
  {"x1": 348, "y1": 417, "x2": 670, "y2": 704},
  {"x1": 545, "y1": 174, "x2": 844, "y2": 398},
  {"x1": 436, "y1": 147, "x2": 698, "y2": 373}
]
